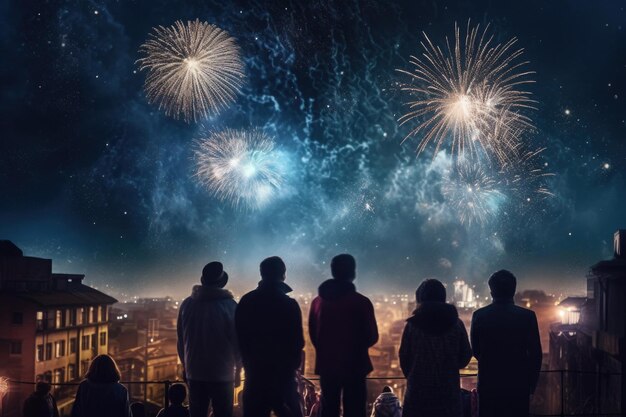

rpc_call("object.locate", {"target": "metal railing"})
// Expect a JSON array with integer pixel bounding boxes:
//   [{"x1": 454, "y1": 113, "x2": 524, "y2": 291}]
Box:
[{"x1": 4, "y1": 370, "x2": 623, "y2": 417}]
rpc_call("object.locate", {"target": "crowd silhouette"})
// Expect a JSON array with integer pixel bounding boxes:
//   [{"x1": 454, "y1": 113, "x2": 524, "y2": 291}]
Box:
[{"x1": 27, "y1": 255, "x2": 542, "y2": 417}]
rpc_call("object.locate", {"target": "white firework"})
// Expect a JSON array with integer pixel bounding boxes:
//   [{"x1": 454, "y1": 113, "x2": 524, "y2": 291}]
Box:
[
  {"x1": 193, "y1": 129, "x2": 283, "y2": 209},
  {"x1": 137, "y1": 19, "x2": 245, "y2": 122},
  {"x1": 397, "y1": 21, "x2": 535, "y2": 165}
]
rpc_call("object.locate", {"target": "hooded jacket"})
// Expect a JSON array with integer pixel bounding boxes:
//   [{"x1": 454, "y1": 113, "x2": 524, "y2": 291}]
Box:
[
  {"x1": 370, "y1": 391, "x2": 402, "y2": 417},
  {"x1": 235, "y1": 280, "x2": 304, "y2": 381},
  {"x1": 71, "y1": 380, "x2": 131, "y2": 417},
  {"x1": 399, "y1": 302, "x2": 472, "y2": 417},
  {"x1": 177, "y1": 285, "x2": 240, "y2": 382},
  {"x1": 309, "y1": 279, "x2": 378, "y2": 377}
]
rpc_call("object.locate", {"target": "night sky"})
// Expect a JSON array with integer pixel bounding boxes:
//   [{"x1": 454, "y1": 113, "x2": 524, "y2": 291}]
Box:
[{"x1": 1, "y1": 0, "x2": 625, "y2": 298}]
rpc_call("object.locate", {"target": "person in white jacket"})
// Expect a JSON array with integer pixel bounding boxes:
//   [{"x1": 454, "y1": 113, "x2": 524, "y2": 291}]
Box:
[
  {"x1": 371, "y1": 386, "x2": 402, "y2": 417},
  {"x1": 177, "y1": 261, "x2": 241, "y2": 417}
]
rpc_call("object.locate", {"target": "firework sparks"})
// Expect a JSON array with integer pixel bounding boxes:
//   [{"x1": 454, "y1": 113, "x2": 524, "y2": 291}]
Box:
[
  {"x1": 500, "y1": 146, "x2": 555, "y2": 201},
  {"x1": 137, "y1": 19, "x2": 245, "y2": 122},
  {"x1": 193, "y1": 129, "x2": 283, "y2": 209},
  {"x1": 397, "y1": 22, "x2": 535, "y2": 164},
  {"x1": 442, "y1": 160, "x2": 505, "y2": 226}
]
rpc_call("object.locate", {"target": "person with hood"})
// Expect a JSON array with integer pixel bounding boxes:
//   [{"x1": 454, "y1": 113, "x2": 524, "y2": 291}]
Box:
[
  {"x1": 370, "y1": 386, "x2": 402, "y2": 417},
  {"x1": 177, "y1": 261, "x2": 241, "y2": 417},
  {"x1": 71, "y1": 354, "x2": 131, "y2": 417},
  {"x1": 399, "y1": 279, "x2": 472, "y2": 417},
  {"x1": 308, "y1": 254, "x2": 379, "y2": 417},
  {"x1": 235, "y1": 256, "x2": 305, "y2": 417},
  {"x1": 23, "y1": 382, "x2": 59, "y2": 417},
  {"x1": 470, "y1": 270, "x2": 542, "y2": 417}
]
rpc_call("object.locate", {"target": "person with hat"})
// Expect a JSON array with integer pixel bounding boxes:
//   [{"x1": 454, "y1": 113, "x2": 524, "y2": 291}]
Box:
[{"x1": 177, "y1": 261, "x2": 241, "y2": 417}]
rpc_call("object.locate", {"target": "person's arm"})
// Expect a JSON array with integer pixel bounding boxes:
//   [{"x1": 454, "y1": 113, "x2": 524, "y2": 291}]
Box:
[
  {"x1": 398, "y1": 323, "x2": 413, "y2": 378},
  {"x1": 527, "y1": 311, "x2": 543, "y2": 394},
  {"x1": 290, "y1": 300, "x2": 305, "y2": 369},
  {"x1": 177, "y1": 302, "x2": 185, "y2": 374},
  {"x1": 308, "y1": 298, "x2": 318, "y2": 348},
  {"x1": 470, "y1": 312, "x2": 480, "y2": 360},
  {"x1": 365, "y1": 298, "x2": 379, "y2": 347},
  {"x1": 234, "y1": 300, "x2": 250, "y2": 369},
  {"x1": 71, "y1": 384, "x2": 82, "y2": 417},
  {"x1": 52, "y1": 396, "x2": 60, "y2": 417},
  {"x1": 457, "y1": 319, "x2": 472, "y2": 368}
]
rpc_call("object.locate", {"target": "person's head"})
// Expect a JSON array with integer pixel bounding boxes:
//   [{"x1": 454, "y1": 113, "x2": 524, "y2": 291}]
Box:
[
  {"x1": 35, "y1": 382, "x2": 51, "y2": 395},
  {"x1": 168, "y1": 383, "x2": 187, "y2": 406},
  {"x1": 330, "y1": 254, "x2": 356, "y2": 281},
  {"x1": 488, "y1": 269, "x2": 517, "y2": 299},
  {"x1": 85, "y1": 354, "x2": 121, "y2": 383},
  {"x1": 201, "y1": 261, "x2": 228, "y2": 288},
  {"x1": 382, "y1": 386, "x2": 393, "y2": 393},
  {"x1": 130, "y1": 402, "x2": 146, "y2": 417},
  {"x1": 260, "y1": 256, "x2": 286, "y2": 282},
  {"x1": 415, "y1": 279, "x2": 446, "y2": 303}
]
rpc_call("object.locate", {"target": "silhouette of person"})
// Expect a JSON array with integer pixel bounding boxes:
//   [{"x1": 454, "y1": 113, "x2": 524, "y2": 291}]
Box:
[
  {"x1": 399, "y1": 279, "x2": 472, "y2": 417},
  {"x1": 23, "y1": 382, "x2": 59, "y2": 417},
  {"x1": 235, "y1": 256, "x2": 304, "y2": 417},
  {"x1": 156, "y1": 383, "x2": 190, "y2": 417},
  {"x1": 370, "y1": 386, "x2": 402, "y2": 417},
  {"x1": 71, "y1": 354, "x2": 131, "y2": 417},
  {"x1": 470, "y1": 270, "x2": 542, "y2": 417},
  {"x1": 177, "y1": 261, "x2": 241, "y2": 417},
  {"x1": 130, "y1": 402, "x2": 146, "y2": 417},
  {"x1": 308, "y1": 254, "x2": 379, "y2": 417}
]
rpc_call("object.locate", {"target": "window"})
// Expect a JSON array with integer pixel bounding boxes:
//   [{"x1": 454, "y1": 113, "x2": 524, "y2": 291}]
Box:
[
  {"x1": 36, "y1": 311, "x2": 44, "y2": 330},
  {"x1": 67, "y1": 364, "x2": 76, "y2": 380},
  {"x1": 55, "y1": 340, "x2": 65, "y2": 358},
  {"x1": 69, "y1": 309, "x2": 77, "y2": 326},
  {"x1": 69, "y1": 338, "x2": 77, "y2": 354},
  {"x1": 10, "y1": 341, "x2": 22, "y2": 355},
  {"x1": 89, "y1": 306, "x2": 96, "y2": 323},
  {"x1": 45, "y1": 343, "x2": 52, "y2": 360},
  {"x1": 99, "y1": 332, "x2": 107, "y2": 346},
  {"x1": 81, "y1": 335, "x2": 90, "y2": 350},
  {"x1": 37, "y1": 344, "x2": 44, "y2": 362},
  {"x1": 98, "y1": 306, "x2": 103, "y2": 322},
  {"x1": 91, "y1": 334, "x2": 97, "y2": 351},
  {"x1": 77, "y1": 308, "x2": 84, "y2": 326},
  {"x1": 55, "y1": 310, "x2": 63, "y2": 328},
  {"x1": 103, "y1": 305, "x2": 108, "y2": 321},
  {"x1": 46, "y1": 310, "x2": 55, "y2": 329},
  {"x1": 53, "y1": 368, "x2": 65, "y2": 384},
  {"x1": 12, "y1": 312, "x2": 23, "y2": 325}
]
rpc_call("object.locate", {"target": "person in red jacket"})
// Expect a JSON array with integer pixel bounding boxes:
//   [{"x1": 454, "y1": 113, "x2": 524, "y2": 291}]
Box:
[{"x1": 308, "y1": 254, "x2": 379, "y2": 417}]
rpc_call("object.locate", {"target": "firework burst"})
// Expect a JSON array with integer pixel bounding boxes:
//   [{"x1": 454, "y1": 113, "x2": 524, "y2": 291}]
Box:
[
  {"x1": 397, "y1": 22, "x2": 535, "y2": 164},
  {"x1": 442, "y1": 160, "x2": 505, "y2": 226},
  {"x1": 193, "y1": 129, "x2": 283, "y2": 209},
  {"x1": 137, "y1": 19, "x2": 245, "y2": 122}
]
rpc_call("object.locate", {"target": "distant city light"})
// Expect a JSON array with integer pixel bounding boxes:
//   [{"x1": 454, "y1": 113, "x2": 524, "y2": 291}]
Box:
[{"x1": 565, "y1": 109, "x2": 571, "y2": 115}]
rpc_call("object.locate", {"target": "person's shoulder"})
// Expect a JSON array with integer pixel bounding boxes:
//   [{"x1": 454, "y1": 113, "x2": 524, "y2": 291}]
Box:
[
  {"x1": 354, "y1": 291, "x2": 373, "y2": 305},
  {"x1": 472, "y1": 304, "x2": 492, "y2": 318}
]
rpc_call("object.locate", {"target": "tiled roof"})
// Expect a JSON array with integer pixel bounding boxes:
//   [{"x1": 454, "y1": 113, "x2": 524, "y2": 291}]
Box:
[{"x1": 12, "y1": 284, "x2": 117, "y2": 306}]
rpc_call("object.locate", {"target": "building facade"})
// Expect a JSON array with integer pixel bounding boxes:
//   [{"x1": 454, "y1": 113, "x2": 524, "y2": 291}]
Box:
[
  {"x1": 548, "y1": 230, "x2": 626, "y2": 415},
  {"x1": 0, "y1": 241, "x2": 117, "y2": 417}
]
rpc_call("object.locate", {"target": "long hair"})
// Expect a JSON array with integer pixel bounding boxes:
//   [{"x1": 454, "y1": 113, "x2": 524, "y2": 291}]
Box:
[{"x1": 85, "y1": 354, "x2": 121, "y2": 383}]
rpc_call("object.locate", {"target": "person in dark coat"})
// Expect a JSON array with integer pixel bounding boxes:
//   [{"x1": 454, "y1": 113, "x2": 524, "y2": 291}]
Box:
[
  {"x1": 235, "y1": 256, "x2": 305, "y2": 417},
  {"x1": 308, "y1": 254, "x2": 379, "y2": 417},
  {"x1": 399, "y1": 279, "x2": 472, "y2": 417},
  {"x1": 470, "y1": 270, "x2": 542, "y2": 417},
  {"x1": 71, "y1": 354, "x2": 131, "y2": 417},
  {"x1": 156, "y1": 383, "x2": 190, "y2": 417},
  {"x1": 177, "y1": 261, "x2": 241, "y2": 417},
  {"x1": 23, "y1": 382, "x2": 59, "y2": 417}
]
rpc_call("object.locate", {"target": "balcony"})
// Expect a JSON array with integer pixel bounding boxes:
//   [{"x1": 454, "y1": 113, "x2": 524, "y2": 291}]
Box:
[{"x1": 2, "y1": 370, "x2": 622, "y2": 417}]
